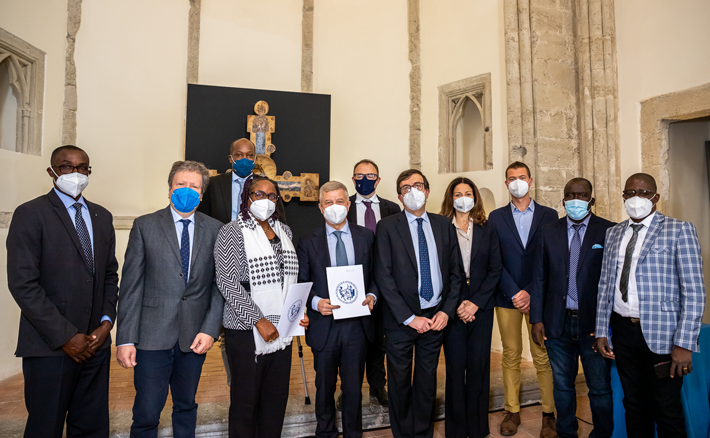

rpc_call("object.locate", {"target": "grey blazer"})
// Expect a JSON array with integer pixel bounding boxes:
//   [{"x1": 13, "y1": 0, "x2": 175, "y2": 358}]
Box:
[{"x1": 116, "y1": 206, "x2": 224, "y2": 352}]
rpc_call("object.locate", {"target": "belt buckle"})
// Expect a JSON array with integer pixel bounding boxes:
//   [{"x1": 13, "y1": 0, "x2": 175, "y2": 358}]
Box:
[{"x1": 466, "y1": 278, "x2": 470, "y2": 285}]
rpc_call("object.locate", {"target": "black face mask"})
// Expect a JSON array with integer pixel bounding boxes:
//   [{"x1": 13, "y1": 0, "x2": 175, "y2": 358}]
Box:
[{"x1": 355, "y1": 178, "x2": 376, "y2": 196}]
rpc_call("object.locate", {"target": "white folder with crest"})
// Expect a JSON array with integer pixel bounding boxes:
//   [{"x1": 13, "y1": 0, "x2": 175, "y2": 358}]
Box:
[
  {"x1": 326, "y1": 264, "x2": 371, "y2": 320},
  {"x1": 276, "y1": 282, "x2": 313, "y2": 338}
]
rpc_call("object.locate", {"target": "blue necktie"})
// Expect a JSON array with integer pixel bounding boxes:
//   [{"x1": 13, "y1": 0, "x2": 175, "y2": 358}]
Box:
[
  {"x1": 73, "y1": 203, "x2": 94, "y2": 273},
  {"x1": 416, "y1": 218, "x2": 434, "y2": 302},
  {"x1": 567, "y1": 224, "x2": 583, "y2": 303},
  {"x1": 179, "y1": 219, "x2": 191, "y2": 285},
  {"x1": 333, "y1": 230, "x2": 348, "y2": 267}
]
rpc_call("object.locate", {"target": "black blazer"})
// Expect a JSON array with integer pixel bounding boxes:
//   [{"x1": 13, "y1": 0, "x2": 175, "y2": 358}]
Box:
[
  {"x1": 197, "y1": 172, "x2": 233, "y2": 224},
  {"x1": 488, "y1": 201, "x2": 558, "y2": 309},
  {"x1": 297, "y1": 223, "x2": 378, "y2": 352},
  {"x1": 347, "y1": 194, "x2": 401, "y2": 226},
  {"x1": 531, "y1": 214, "x2": 615, "y2": 338},
  {"x1": 460, "y1": 221, "x2": 503, "y2": 311},
  {"x1": 374, "y1": 211, "x2": 462, "y2": 329},
  {"x1": 6, "y1": 190, "x2": 119, "y2": 357}
]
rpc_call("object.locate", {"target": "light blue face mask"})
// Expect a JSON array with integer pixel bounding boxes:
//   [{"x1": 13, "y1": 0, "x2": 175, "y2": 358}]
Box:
[{"x1": 564, "y1": 199, "x2": 590, "y2": 221}]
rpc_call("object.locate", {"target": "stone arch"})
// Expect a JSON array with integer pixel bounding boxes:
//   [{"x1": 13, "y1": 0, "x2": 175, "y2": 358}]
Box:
[{"x1": 0, "y1": 53, "x2": 30, "y2": 152}]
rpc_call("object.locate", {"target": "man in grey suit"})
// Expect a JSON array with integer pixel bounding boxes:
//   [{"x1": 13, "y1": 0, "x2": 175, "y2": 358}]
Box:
[{"x1": 116, "y1": 160, "x2": 224, "y2": 438}]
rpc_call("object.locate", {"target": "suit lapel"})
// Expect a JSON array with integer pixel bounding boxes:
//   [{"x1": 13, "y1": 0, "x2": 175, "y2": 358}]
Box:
[
  {"x1": 351, "y1": 224, "x2": 365, "y2": 265},
  {"x1": 316, "y1": 226, "x2": 332, "y2": 269},
  {"x1": 219, "y1": 173, "x2": 233, "y2": 222},
  {"x1": 86, "y1": 200, "x2": 102, "y2": 273},
  {"x1": 189, "y1": 213, "x2": 205, "y2": 275},
  {"x1": 577, "y1": 215, "x2": 600, "y2": 274},
  {"x1": 430, "y1": 216, "x2": 444, "y2": 268},
  {"x1": 556, "y1": 219, "x2": 570, "y2": 275},
  {"x1": 468, "y1": 222, "x2": 484, "y2": 269},
  {"x1": 159, "y1": 206, "x2": 184, "y2": 268},
  {"x1": 526, "y1": 202, "x2": 545, "y2": 248},
  {"x1": 501, "y1": 203, "x2": 524, "y2": 249},
  {"x1": 395, "y1": 213, "x2": 418, "y2": 269},
  {"x1": 49, "y1": 190, "x2": 92, "y2": 274},
  {"x1": 637, "y1": 213, "x2": 665, "y2": 265}
]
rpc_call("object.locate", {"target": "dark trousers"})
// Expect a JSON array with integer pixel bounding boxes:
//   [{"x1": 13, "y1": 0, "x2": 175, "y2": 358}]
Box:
[
  {"x1": 365, "y1": 304, "x2": 387, "y2": 389},
  {"x1": 225, "y1": 328, "x2": 292, "y2": 438},
  {"x1": 22, "y1": 346, "x2": 110, "y2": 438},
  {"x1": 131, "y1": 343, "x2": 206, "y2": 438},
  {"x1": 610, "y1": 312, "x2": 686, "y2": 438},
  {"x1": 313, "y1": 319, "x2": 369, "y2": 438},
  {"x1": 443, "y1": 307, "x2": 494, "y2": 438},
  {"x1": 546, "y1": 313, "x2": 613, "y2": 438},
  {"x1": 386, "y1": 308, "x2": 444, "y2": 438}
]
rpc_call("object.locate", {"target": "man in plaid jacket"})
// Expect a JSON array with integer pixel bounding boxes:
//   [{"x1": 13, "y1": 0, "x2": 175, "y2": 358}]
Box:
[{"x1": 594, "y1": 173, "x2": 706, "y2": 438}]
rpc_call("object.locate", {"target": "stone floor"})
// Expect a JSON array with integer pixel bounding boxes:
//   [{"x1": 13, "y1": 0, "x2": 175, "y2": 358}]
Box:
[{"x1": 0, "y1": 339, "x2": 594, "y2": 437}]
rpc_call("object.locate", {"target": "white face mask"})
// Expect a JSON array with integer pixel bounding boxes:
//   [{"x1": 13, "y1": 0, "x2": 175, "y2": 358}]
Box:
[
  {"x1": 624, "y1": 196, "x2": 655, "y2": 220},
  {"x1": 403, "y1": 187, "x2": 427, "y2": 211},
  {"x1": 453, "y1": 196, "x2": 475, "y2": 213},
  {"x1": 323, "y1": 204, "x2": 348, "y2": 225},
  {"x1": 249, "y1": 199, "x2": 275, "y2": 221},
  {"x1": 52, "y1": 168, "x2": 89, "y2": 198},
  {"x1": 508, "y1": 179, "x2": 529, "y2": 198}
]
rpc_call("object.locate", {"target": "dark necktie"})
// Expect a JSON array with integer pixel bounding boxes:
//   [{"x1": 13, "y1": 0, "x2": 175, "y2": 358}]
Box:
[
  {"x1": 364, "y1": 201, "x2": 377, "y2": 233},
  {"x1": 620, "y1": 224, "x2": 643, "y2": 302},
  {"x1": 333, "y1": 230, "x2": 348, "y2": 266},
  {"x1": 179, "y1": 219, "x2": 191, "y2": 285},
  {"x1": 416, "y1": 218, "x2": 434, "y2": 302},
  {"x1": 567, "y1": 224, "x2": 583, "y2": 303},
  {"x1": 72, "y1": 203, "x2": 94, "y2": 273}
]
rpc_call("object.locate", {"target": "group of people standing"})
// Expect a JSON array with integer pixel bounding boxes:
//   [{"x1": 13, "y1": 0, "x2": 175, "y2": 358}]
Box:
[{"x1": 6, "y1": 138, "x2": 705, "y2": 438}]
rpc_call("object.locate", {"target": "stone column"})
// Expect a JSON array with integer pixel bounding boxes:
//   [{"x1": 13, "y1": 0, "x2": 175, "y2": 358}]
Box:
[
  {"x1": 186, "y1": 0, "x2": 201, "y2": 84},
  {"x1": 407, "y1": 0, "x2": 422, "y2": 170},
  {"x1": 62, "y1": 0, "x2": 82, "y2": 145},
  {"x1": 301, "y1": 0, "x2": 314, "y2": 93}
]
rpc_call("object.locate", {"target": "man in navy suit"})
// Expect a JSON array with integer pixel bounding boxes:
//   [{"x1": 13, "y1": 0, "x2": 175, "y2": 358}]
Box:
[
  {"x1": 297, "y1": 181, "x2": 378, "y2": 438},
  {"x1": 346, "y1": 158, "x2": 401, "y2": 407},
  {"x1": 488, "y1": 161, "x2": 558, "y2": 437},
  {"x1": 375, "y1": 169, "x2": 462, "y2": 438},
  {"x1": 531, "y1": 178, "x2": 615, "y2": 438}
]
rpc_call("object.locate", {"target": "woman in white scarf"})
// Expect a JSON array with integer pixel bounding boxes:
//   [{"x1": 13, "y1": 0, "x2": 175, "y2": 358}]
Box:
[{"x1": 214, "y1": 176, "x2": 308, "y2": 438}]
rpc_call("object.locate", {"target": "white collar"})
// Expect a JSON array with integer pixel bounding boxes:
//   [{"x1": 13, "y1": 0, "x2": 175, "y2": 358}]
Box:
[
  {"x1": 170, "y1": 206, "x2": 196, "y2": 224},
  {"x1": 405, "y1": 209, "x2": 429, "y2": 225},
  {"x1": 356, "y1": 192, "x2": 380, "y2": 204}
]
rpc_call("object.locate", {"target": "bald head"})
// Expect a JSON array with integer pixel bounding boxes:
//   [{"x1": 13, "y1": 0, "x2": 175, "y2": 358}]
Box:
[{"x1": 625, "y1": 173, "x2": 657, "y2": 192}]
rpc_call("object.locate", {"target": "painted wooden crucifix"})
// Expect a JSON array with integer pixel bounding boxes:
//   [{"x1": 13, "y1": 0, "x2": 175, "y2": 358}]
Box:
[{"x1": 247, "y1": 100, "x2": 319, "y2": 202}]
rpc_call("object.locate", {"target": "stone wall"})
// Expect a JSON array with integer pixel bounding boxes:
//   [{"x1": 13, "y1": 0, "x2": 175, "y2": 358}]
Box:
[{"x1": 505, "y1": 0, "x2": 621, "y2": 219}]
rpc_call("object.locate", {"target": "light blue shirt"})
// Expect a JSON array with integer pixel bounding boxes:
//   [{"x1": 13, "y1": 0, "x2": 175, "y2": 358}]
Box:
[
  {"x1": 566, "y1": 215, "x2": 590, "y2": 310},
  {"x1": 231, "y1": 172, "x2": 249, "y2": 221},
  {"x1": 54, "y1": 188, "x2": 112, "y2": 325},
  {"x1": 170, "y1": 207, "x2": 195, "y2": 280},
  {"x1": 511, "y1": 200, "x2": 536, "y2": 248},
  {"x1": 311, "y1": 221, "x2": 376, "y2": 312},
  {"x1": 403, "y1": 210, "x2": 443, "y2": 325}
]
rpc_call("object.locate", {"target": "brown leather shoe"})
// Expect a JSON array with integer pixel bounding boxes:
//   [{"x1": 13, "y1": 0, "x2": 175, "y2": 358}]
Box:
[
  {"x1": 540, "y1": 415, "x2": 558, "y2": 438},
  {"x1": 500, "y1": 411, "x2": 521, "y2": 436}
]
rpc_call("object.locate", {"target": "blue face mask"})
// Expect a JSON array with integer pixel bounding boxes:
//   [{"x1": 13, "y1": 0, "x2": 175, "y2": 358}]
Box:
[
  {"x1": 171, "y1": 187, "x2": 201, "y2": 213},
  {"x1": 355, "y1": 178, "x2": 377, "y2": 197},
  {"x1": 232, "y1": 158, "x2": 255, "y2": 178},
  {"x1": 564, "y1": 199, "x2": 590, "y2": 221}
]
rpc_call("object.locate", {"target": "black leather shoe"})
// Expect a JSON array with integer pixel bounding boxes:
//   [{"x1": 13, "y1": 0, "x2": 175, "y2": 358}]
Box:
[{"x1": 369, "y1": 386, "x2": 389, "y2": 406}]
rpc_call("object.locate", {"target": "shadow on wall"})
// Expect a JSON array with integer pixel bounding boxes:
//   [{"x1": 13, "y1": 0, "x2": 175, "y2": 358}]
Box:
[{"x1": 479, "y1": 187, "x2": 496, "y2": 217}]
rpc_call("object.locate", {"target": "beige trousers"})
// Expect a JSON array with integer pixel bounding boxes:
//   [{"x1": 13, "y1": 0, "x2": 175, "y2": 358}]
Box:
[{"x1": 495, "y1": 307, "x2": 555, "y2": 414}]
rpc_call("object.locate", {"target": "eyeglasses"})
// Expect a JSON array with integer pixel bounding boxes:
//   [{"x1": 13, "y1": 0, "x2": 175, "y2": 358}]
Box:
[
  {"x1": 622, "y1": 189, "x2": 655, "y2": 199},
  {"x1": 230, "y1": 153, "x2": 256, "y2": 160},
  {"x1": 250, "y1": 190, "x2": 279, "y2": 202},
  {"x1": 400, "y1": 182, "x2": 425, "y2": 194},
  {"x1": 353, "y1": 173, "x2": 378, "y2": 181},
  {"x1": 52, "y1": 164, "x2": 92, "y2": 175}
]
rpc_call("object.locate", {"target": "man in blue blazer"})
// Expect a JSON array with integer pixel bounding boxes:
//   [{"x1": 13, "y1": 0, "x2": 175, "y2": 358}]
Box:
[
  {"x1": 298, "y1": 181, "x2": 378, "y2": 438},
  {"x1": 594, "y1": 173, "x2": 706, "y2": 438},
  {"x1": 531, "y1": 178, "x2": 615, "y2": 438},
  {"x1": 487, "y1": 161, "x2": 558, "y2": 437}
]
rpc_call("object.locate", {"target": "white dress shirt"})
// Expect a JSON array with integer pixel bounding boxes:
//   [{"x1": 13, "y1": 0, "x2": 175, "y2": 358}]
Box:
[
  {"x1": 170, "y1": 207, "x2": 196, "y2": 279},
  {"x1": 613, "y1": 212, "x2": 656, "y2": 318},
  {"x1": 355, "y1": 192, "x2": 382, "y2": 226},
  {"x1": 231, "y1": 172, "x2": 249, "y2": 221}
]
